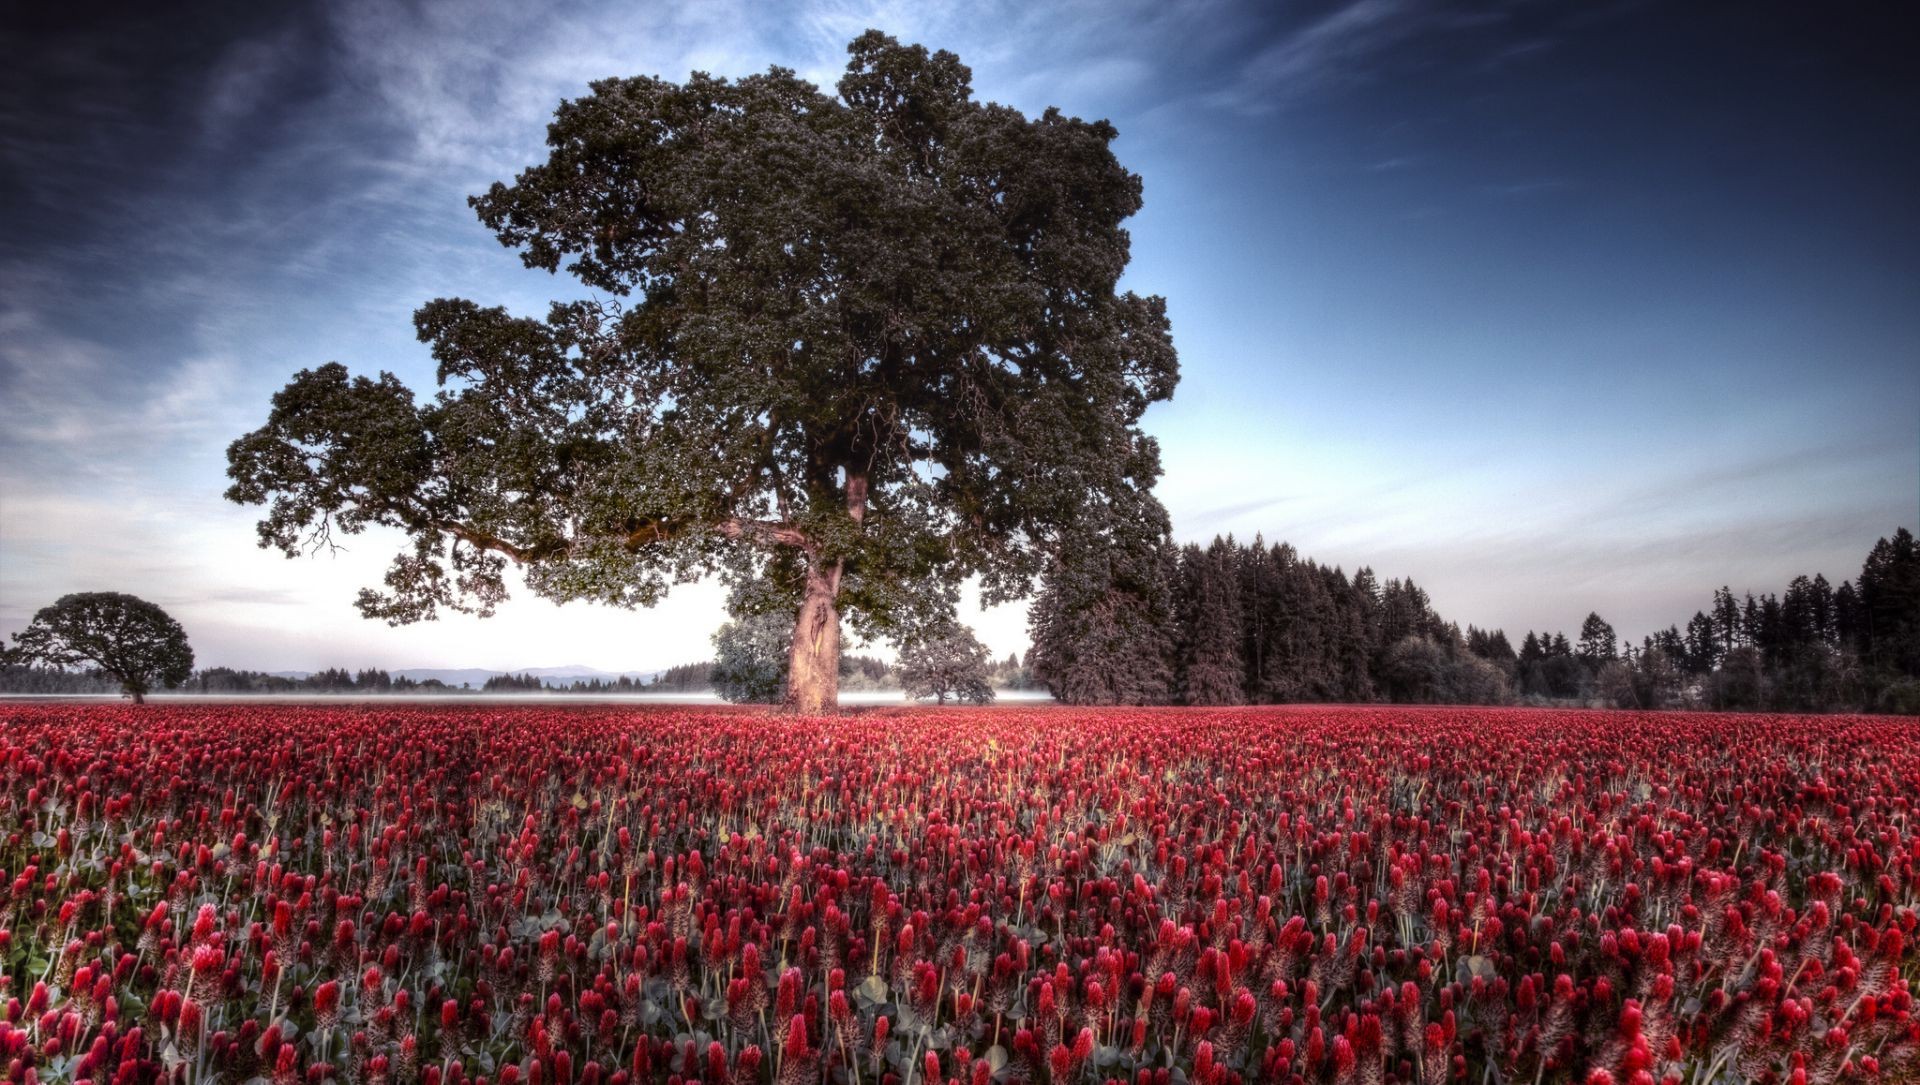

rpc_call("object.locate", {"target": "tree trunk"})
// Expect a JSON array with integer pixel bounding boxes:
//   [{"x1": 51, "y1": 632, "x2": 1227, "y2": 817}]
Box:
[
  {"x1": 785, "y1": 565, "x2": 841, "y2": 715},
  {"x1": 128, "y1": 686, "x2": 146, "y2": 705},
  {"x1": 781, "y1": 470, "x2": 865, "y2": 716}
]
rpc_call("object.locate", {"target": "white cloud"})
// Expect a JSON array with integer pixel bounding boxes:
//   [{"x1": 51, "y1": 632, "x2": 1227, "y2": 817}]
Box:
[{"x1": 1206, "y1": 0, "x2": 1451, "y2": 114}]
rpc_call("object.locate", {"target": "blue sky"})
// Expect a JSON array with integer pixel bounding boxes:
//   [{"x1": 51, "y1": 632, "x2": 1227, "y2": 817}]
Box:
[{"x1": 1, "y1": 0, "x2": 1915, "y2": 671}]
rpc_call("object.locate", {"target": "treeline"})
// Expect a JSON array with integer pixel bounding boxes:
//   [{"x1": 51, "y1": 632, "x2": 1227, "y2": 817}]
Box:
[
  {"x1": 0, "y1": 664, "x2": 714, "y2": 696},
  {"x1": 1, "y1": 652, "x2": 1041, "y2": 698},
  {"x1": 840, "y1": 652, "x2": 1035, "y2": 692},
  {"x1": 0, "y1": 666, "x2": 435, "y2": 696},
  {"x1": 1513, "y1": 527, "x2": 1920, "y2": 713},
  {"x1": 0, "y1": 663, "x2": 121, "y2": 695},
  {"x1": 1030, "y1": 533, "x2": 1504, "y2": 706},
  {"x1": 1030, "y1": 526, "x2": 1920, "y2": 712},
  {"x1": 481, "y1": 664, "x2": 713, "y2": 693},
  {"x1": 198, "y1": 667, "x2": 439, "y2": 692}
]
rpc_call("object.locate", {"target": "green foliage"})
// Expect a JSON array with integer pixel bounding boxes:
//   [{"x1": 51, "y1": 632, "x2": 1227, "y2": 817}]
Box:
[
  {"x1": 1026, "y1": 495, "x2": 1178, "y2": 705},
  {"x1": 711, "y1": 611, "x2": 791, "y2": 704},
  {"x1": 649, "y1": 662, "x2": 714, "y2": 692},
  {"x1": 0, "y1": 661, "x2": 120, "y2": 695},
  {"x1": 899, "y1": 624, "x2": 995, "y2": 705},
  {"x1": 1379, "y1": 635, "x2": 1512, "y2": 706},
  {"x1": 1857, "y1": 528, "x2": 1920, "y2": 677},
  {"x1": 9, "y1": 592, "x2": 194, "y2": 703},
  {"x1": 1704, "y1": 646, "x2": 1769, "y2": 709},
  {"x1": 1175, "y1": 539, "x2": 1245, "y2": 706},
  {"x1": 225, "y1": 32, "x2": 1177, "y2": 691},
  {"x1": 1577, "y1": 612, "x2": 1617, "y2": 666}
]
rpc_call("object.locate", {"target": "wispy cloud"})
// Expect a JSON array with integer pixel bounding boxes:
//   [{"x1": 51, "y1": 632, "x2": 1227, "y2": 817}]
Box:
[{"x1": 1208, "y1": 0, "x2": 1424, "y2": 114}]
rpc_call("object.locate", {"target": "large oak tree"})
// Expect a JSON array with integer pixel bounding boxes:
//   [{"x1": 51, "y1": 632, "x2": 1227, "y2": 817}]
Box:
[
  {"x1": 7, "y1": 592, "x2": 194, "y2": 703},
  {"x1": 226, "y1": 32, "x2": 1176, "y2": 712}
]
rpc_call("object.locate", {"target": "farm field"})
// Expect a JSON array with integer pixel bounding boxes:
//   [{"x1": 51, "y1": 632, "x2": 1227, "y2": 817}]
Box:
[{"x1": 2, "y1": 705, "x2": 1917, "y2": 1085}]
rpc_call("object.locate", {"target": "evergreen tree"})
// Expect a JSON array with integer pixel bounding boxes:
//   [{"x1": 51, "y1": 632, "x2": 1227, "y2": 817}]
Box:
[
  {"x1": 1713, "y1": 586, "x2": 1742, "y2": 651},
  {"x1": 1237, "y1": 538, "x2": 1278, "y2": 701},
  {"x1": 1835, "y1": 580, "x2": 1863, "y2": 653},
  {"x1": 1175, "y1": 538, "x2": 1246, "y2": 705},
  {"x1": 1577, "y1": 612, "x2": 1617, "y2": 667},
  {"x1": 1027, "y1": 498, "x2": 1177, "y2": 705},
  {"x1": 1683, "y1": 611, "x2": 1719, "y2": 674},
  {"x1": 1518, "y1": 631, "x2": 1544, "y2": 666},
  {"x1": 1858, "y1": 528, "x2": 1920, "y2": 677},
  {"x1": 1326, "y1": 566, "x2": 1377, "y2": 701}
]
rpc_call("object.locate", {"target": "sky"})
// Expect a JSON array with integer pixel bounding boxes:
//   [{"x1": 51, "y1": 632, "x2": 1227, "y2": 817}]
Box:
[{"x1": 1, "y1": 0, "x2": 1915, "y2": 673}]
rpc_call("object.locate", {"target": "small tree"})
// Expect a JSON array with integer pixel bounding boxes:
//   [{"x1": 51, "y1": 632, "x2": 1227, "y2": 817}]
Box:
[
  {"x1": 8, "y1": 592, "x2": 194, "y2": 703},
  {"x1": 711, "y1": 611, "x2": 791, "y2": 704},
  {"x1": 900, "y1": 624, "x2": 995, "y2": 705}
]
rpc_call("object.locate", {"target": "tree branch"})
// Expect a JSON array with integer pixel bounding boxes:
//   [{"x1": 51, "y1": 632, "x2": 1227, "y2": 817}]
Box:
[{"x1": 717, "y1": 517, "x2": 812, "y2": 551}]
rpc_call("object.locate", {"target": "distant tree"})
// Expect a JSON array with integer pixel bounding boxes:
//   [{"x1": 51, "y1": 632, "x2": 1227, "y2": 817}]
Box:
[
  {"x1": 1326, "y1": 566, "x2": 1377, "y2": 702},
  {"x1": 1176, "y1": 539, "x2": 1245, "y2": 705},
  {"x1": 899, "y1": 624, "x2": 995, "y2": 705},
  {"x1": 1683, "y1": 611, "x2": 1719, "y2": 674},
  {"x1": 482, "y1": 672, "x2": 546, "y2": 692},
  {"x1": 1515, "y1": 632, "x2": 1560, "y2": 701},
  {"x1": 647, "y1": 661, "x2": 713, "y2": 692},
  {"x1": 1835, "y1": 580, "x2": 1863, "y2": 652},
  {"x1": 7, "y1": 592, "x2": 194, "y2": 704},
  {"x1": 990, "y1": 651, "x2": 1035, "y2": 691},
  {"x1": 711, "y1": 611, "x2": 791, "y2": 704},
  {"x1": 1639, "y1": 644, "x2": 1684, "y2": 706},
  {"x1": 1379, "y1": 636, "x2": 1449, "y2": 704},
  {"x1": 1518, "y1": 631, "x2": 1544, "y2": 666},
  {"x1": 1350, "y1": 567, "x2": 1382, "y2": 650},
  {"x1": 223, "y1": 32, "x2": 1177, "y2": 715},
  {"x1": 1577, "y1": 612, "x2": 1617, "y2": 667},
  {"x1": 1378, "y1": 634, "x2": 1510, "y2": 705},
  {"x1": 1648, "y1": 625, "x2": 1685, "y2": 663},
  {"x1": 1741, "y1": 594, "x2": 1763, "y2": 652},
  {"x1": 1706, "y1": 645, "x2": 1769, "y2": 710},
  {"x1": 1755, "y1": 594, "x2": 1787, "y2": 667},
  {"x1": 1713, "y1": 587, "x2": 1742, "y2": 652},
  {"x1": 1465, "y1": 625, "x2": 1516, "y2": 669},
  {"x1": 1375, "y1": 578, "x2": 1438, "y2": 654},
  {"x1": 1857, "y1": 528, "x2": 1920, "y2": 677},
  {"x1": 1028, "y1": 496, "x2": 1178, "y2": 705},
  {"x1": 1238, "y1": 540, "x2": 1278, "y2": 698},
  {"x1": 1249, "y1": 544, "x2": 1351, "y2": 703},
  {"x1": 1595, "y1": 659, "x2": 1640, "y2": 708}
]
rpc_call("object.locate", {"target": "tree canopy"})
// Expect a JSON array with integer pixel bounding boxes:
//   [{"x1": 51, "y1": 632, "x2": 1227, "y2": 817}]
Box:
[
  {"x1": 898, "y1": 623, "x2": 995, "y2": 705},
  {"x1": 225, "y1": 31, "x2": 1176, "y2": 713},
  {"x1": 7, "y1": 592, "x2": 193, "y2": 703},
  {"x1": 710, "y1": 610, "x2": 791, "y2": 705}
]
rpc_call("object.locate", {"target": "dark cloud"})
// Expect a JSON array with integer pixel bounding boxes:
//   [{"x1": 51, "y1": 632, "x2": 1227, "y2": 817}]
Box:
[{"x1": 0, "y1": 2, "x2": 339, "y2": 257}]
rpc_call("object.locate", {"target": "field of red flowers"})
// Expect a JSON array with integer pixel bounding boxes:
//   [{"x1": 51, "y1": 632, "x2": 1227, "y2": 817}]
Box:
[{"x1": 2, "y1": 704, "x2": 1917, "y2": 1085}]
